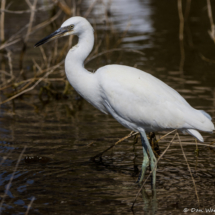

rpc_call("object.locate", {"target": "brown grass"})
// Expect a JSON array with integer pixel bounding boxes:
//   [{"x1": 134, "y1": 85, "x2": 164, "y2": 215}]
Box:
[{"x1": 0, "y1": 0, "x2": 145, "y2": 105}]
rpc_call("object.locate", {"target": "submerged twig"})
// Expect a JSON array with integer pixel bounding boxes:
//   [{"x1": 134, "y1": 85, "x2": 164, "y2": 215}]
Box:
[
  {"x1": 90, "y1": 131, "x2": 138, "y2": 161},
  {"x1": 207, "y1": 0, "x2": 215, "y2": 43},
  {"x1": 177, "y1": 132, "x2": 200, "y2": 206},
  {"x1": 0, "y1": 146, "x2": 27, "y2": 213},
  {"x1": 25, "y1": 197, "x2": 35, "y2": 215}
]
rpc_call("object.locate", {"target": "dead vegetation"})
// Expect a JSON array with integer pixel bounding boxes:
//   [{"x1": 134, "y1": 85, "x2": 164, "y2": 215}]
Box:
[
  {"x1": 0, "y1": 0, "x2": 214, "y2": 105},
  {"x1": 0, "y1": 0, "x2": 145, "y2": 106}
]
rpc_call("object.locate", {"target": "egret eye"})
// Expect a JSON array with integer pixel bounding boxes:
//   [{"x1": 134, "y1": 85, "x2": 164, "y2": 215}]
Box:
[{"x1": 70, "y1": 25, "x2": 74, "y2": 29}]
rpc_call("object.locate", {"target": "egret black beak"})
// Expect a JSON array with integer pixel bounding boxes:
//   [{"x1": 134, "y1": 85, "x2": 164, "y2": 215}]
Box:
[{"x1": 34, "y1": 28, "x2": 68, "y2": 47}]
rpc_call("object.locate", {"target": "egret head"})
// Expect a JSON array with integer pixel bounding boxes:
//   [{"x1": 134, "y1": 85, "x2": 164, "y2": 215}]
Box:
[{"x1": 34, "y1": 16, "x2": 93, "y2": 47}]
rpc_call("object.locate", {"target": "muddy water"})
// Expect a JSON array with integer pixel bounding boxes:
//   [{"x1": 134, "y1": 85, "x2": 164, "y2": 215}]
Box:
[{"x1": 1, "y1": 0, "x2": 215, "y2": 214}]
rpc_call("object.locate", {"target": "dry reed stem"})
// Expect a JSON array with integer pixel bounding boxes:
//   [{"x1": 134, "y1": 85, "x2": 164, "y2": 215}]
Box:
[
  {"x1": 199, "y1": 53, "x2": 215, "y2": 64},
  {"x1": 177, "y1": 133, "x2": 200, "y2": 206},
  {"x1": 68, "y1": 35, "x2": 74, "y2": 51},
  {"x1": 178, "y1": 0, "x2": 185, "y2": 73},
  {"x1": 207, "y1": 0, "x2": 215, "y2": 43},
  {"x1": 6, "y1": 23, "x2": 28, "y2": 42},
  {"x1": 85, "y1": 48, "x2": 144, "y2": 64},
  {"x1": 32, "y1": 59, "x2": 43, "y2": 74},
  {"x1": 87, "y1": 141, "x2": 95, "y2": 147},
  {"x1": 157, "y1": 129, "x2": 177, "y2": 142},
  {"x1": 55, "y1": 0, "x2": 71, "y2": 16},
  {"x1": 6, "y1": 49, "x2": 13, "y2": 78},
  {"x1": 0, "y1": 6, "x2": 61, "y2": 51},
  {"x1": 77, "y1": 0, "x2": 84, "y2": 5},
  {"x1": 0, "y1": 76, "x2": 65, "y2": 92},
  {"x1": 0, "y1": 4, "x2": 54, "y2": 14},
  {"x1": 84, "y1": 0, "x2": 99, "y2": 18},
  {"x1": 25, "y1": 0, "x2": 32, "y2": 8},
  {"x1": 197, "y1": 1, "x2": 215, "y2": 63},
  {"x1": 13, "y1": 77, "x2": 36, "y2": 95},
  {"x1": 0, "y1": 146, "x2": 27, "y2": 214},
  {"x1": 0, "y1": 70, "x2": 11, "y2": 77},
  {"x1": 114, "y1": 21, "x2": 131, "y2": 48},
  {"x1": 39, "y1": 46, "x2": 48, "y2": 66},
  {"x1": 53, "y1": 38, "x2": 69, "y2": 63},
  {"x1": 1, "y1": 71, "x2": 48, "y2": 103},
  {"x1": 171, "y1": 141, "x2": 215, "y2": 148},
  {"x1": 103, "y1": 0, "x2": 112, "y2": 26},
  {"x1": 132, "y1": 132, "x2": 178, "y2": 209},
  {"x1": 25, "y1": 0, "x2": 38, "y2": 43},
  {"x1": 25, "y1": 197, "x2": 35, "y2": 215},
  {"x1": 114, "y1": 131, "x2": 138, "y2": 145},
  {"x1": 72, "y1": 0, "x2": 76, "y2": 16},
  {"x1": 53, "y1": 40, "x2": 58, "y2": 64},
  {"x1": 90, "y1": 39, "x2": 102, "y2": 58},
  {"x1": 0, "y1": 61, "x2": 63, "y2": 104},
  {"x1": 0, "y1": 38, "x2": 21, "y2": 50},
  {"x1": 0, "y1": 0, "x2": 6, "y2": 42},
  {"x1": 1, "y1": 18, "x2": 30, "y2": 46},
  {"x1": 31, "y1": 9, "x2": 62, "y2": 34}
]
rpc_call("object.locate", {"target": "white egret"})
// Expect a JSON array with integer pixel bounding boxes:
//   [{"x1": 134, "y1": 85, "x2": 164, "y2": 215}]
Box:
[{"x1": 35, "y1": 16, "x2": 214, "y2": 188}]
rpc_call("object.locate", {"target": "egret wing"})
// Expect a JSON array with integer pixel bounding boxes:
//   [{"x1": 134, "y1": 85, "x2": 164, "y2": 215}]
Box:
[{"x1": 97, "y1": 65, "x2": 213, "y2": 132}]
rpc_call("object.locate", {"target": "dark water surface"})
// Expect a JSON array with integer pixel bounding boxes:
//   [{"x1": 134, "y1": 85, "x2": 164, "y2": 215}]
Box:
[{"x1": 1, "y1": 0, "x2": 215, "y2": 214}]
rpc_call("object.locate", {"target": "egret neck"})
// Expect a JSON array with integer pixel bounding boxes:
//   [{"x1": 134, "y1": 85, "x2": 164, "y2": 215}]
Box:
[{"x1": 65, "y1": 25, "x2": 99, "y2": 108}]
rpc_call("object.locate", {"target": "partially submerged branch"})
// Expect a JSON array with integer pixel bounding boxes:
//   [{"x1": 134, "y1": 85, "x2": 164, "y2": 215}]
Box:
[{"x1": 207, "y1": 0, "x2": 215, "y2": 43}]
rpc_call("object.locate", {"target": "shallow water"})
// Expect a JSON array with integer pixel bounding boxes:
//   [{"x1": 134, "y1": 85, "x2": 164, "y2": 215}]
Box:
[{"x1": 0, "y1": 0, "x2": 215, "y2": 214}]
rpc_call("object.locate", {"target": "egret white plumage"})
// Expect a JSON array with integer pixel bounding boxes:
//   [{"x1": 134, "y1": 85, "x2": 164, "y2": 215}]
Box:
[{"x1": 35, "y1": 16, "x2": 214, "y2": 188}]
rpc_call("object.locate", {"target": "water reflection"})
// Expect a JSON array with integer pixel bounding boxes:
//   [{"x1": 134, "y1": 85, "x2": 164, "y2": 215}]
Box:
[
  {"x1": 0, "y1": 0, "x2": 215, "y2": 214},
  {"x1": 88, "y1": 0, "x2": 154, "y2": 33},
  {"x1": 141, "y1": 188, "x2": 157, "y2": 214}
]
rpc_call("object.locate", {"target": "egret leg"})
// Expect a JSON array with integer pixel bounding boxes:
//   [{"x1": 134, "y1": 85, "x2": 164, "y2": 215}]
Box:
[
  {"x1": 140, "y1": 130, "x2": 157, "y2": 189},
  {"x1": 137, "y1": 140, "x2": 149, "y2": 183}
]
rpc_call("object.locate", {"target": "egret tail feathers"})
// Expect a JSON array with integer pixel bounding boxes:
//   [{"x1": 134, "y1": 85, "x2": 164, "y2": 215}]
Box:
[
  {"x1": 186, "y1": 129, "x2": 204, "y2": 142},
  {"x1": 185, "y1": 109, "x2": 214, "y2": 133},
  {"x1": 200, "y1": 110, "x2": 212, "y2": 121}
]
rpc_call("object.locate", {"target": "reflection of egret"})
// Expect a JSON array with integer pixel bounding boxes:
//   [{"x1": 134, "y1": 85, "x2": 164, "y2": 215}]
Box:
[{"x1": 35, "y1": 17, "x2": 214, "y2": 188}]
